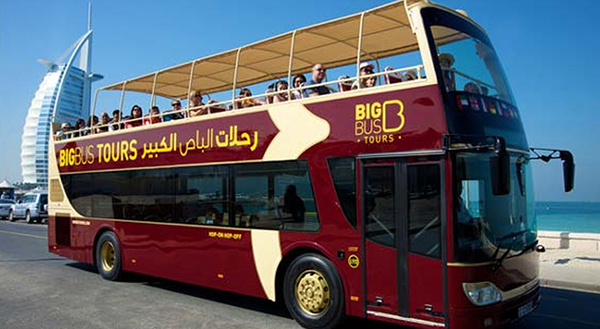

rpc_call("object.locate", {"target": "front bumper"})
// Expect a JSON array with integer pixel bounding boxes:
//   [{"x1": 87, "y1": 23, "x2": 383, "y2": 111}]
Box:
[{"x1": 449, "y1": 282, "x2": 540, "y2": 329}]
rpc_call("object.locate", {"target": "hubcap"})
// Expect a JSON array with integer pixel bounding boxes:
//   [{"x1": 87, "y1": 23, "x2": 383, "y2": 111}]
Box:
[
  {"x1": 100, "y1": 241, "x2": 115, "y2": 272},
  {"x1": 295, "y1": 270, "x2": 331, "y2": 315}
]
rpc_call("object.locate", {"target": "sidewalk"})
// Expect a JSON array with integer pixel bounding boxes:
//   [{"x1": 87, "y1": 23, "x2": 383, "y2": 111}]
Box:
[{"x1": 539, "y1": 248, "x2": 600, "y2": 294}]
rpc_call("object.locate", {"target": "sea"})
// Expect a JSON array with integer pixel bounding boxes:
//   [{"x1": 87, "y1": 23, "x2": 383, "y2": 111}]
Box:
[{"x1": 536, "y1": 202, "x2": 600, "y2": 234}]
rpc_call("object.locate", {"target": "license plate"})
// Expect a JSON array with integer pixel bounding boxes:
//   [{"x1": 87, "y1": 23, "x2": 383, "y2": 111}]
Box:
[{"x1": 518, "y1": 301, "x2": 534, "y2": 318}]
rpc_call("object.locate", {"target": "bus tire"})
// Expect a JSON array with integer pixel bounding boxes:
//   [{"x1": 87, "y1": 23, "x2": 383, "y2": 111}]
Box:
[
  {"x1": 283, "y1": 254, "x2": 345, "y2": 329},
  {"x1": 95, "y1": 231, "x2": 123, "y2": 281}
]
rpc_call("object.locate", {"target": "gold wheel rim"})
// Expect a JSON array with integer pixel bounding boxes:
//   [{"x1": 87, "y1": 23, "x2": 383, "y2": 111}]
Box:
[
  {"x1": 295, "y1": 269, "x2": 331, "y2": 316},
  {"x1": 100, "y1": 241, "x2": 115, "y2": 272}
]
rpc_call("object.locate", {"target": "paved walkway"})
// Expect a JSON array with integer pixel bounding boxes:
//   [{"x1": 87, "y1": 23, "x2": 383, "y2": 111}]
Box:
[{"x1": 539, "y1": 248, "x2": 600, "y2": 294}]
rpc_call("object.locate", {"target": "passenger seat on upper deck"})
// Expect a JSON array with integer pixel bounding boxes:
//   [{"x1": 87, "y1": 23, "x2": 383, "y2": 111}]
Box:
[{"x1": 384, "y1": 66, "x2": 404, "y2": 84}]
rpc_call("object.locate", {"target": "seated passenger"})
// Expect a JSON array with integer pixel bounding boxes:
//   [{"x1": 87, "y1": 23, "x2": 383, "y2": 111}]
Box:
[
  {"x1": 126, "y1": 105, "x2": 144, "y2": 128},
  {"x1": 109, "y1": 109, "x2": 124, "y2": 131},
  {"x1": 439, "y1": 53, "x2": 456, "y2": 91},
  {"x1": 264, "y1": 83, "x2": 275, "y2": 104},
  {"x1": 272, "y1": 80, "x2": 295, "y2": 103},
  {"x1": 237, "y1": 88, "x2": 262, "y2": 108},
  {"x1": 88, "y1": 115, "x2": 99, "y2": 134},
  {"x1": 303, "y1": 63, "x2": 331, "y2": 97},
  {"x1": 481, "y1": 86, "x2": 489, "y2": 96},
  {"x1": 188, "y1": 91, "x2": 207, "y2": 117},
  {"x1": 163, "y1": 101, "x2": 184, "y2": 121},
  {"x1": 279, "y1": 185, "x2": 305, "y2": 221},
  {"x1": 292, "y1": 74, "x2": 306, "y2": 99},
  {"x1": 98, "y1": 112, "x2": 110, "y2": 133},
  {"x1": 74, "y1": 118, "x2": 87, "y2": 137},
  {"x1": 464, "y1": 82, "x2": 481, "y2": 94},
  {"x1": 56, "y1": 122, "x2": 72, "y2": 140},
  {"x1": 352, "y1": 62, "x2": 377, "y2": 89},
  {"x1": 143, "y1": 106, "x2": 162, "y2": 125}
]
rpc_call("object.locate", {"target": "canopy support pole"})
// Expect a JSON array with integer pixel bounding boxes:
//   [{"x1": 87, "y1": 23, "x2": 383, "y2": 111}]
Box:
[
  {"x1": 232, "y1": 47, "x2": 242, "y2": 108},
  {"x1": 286, "y1": 30, "x2": 297, "y2": 100},
  {"x1": 356, "y1": 12, "x2": 366, "y2": 89}
]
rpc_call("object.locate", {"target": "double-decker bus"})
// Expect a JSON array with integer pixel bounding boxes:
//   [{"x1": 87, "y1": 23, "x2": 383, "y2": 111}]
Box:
[{"x1": 48, "y1": 1, "x2": 574, "y2": 328}]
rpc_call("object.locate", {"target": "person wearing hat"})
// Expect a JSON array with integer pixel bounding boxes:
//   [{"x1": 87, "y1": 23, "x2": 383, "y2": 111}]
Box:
[
  {"x1": 439, "y1": 53, "x2": 456, "y2": 91},
  {"x1": 56, "y1": 122, "x2": 72, "y2": 140},
  {"x1": 352, "y1": 62, "x2": 377, "y2": 90}
]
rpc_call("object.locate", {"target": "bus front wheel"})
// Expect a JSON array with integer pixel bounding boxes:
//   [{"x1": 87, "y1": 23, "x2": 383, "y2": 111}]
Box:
[
  {"x1": 95, "y1": 231, "x2": 123, "y2": 281},
  {"x1": 283, "y1": 254, "x2": 345, "y2": 329}
]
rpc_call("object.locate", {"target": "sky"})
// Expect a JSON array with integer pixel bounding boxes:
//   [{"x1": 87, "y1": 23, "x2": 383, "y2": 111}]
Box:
[{"x1": 0, "y1": 0, "x2": 598, "y2": 202}]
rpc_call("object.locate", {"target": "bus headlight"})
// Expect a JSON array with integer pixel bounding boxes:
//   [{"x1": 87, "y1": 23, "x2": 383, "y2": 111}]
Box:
[{"x1": 463, "y1": 282, "x2": 502, "y2": 306}]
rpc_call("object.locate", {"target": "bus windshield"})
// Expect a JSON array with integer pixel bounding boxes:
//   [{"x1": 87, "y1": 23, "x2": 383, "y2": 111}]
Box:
[
  {"x1": 424, "y1": 8, "x2": 516, "y2": 105},
  {"x1": 454, "y1": 152, "x2": 537, "y2": 263}
]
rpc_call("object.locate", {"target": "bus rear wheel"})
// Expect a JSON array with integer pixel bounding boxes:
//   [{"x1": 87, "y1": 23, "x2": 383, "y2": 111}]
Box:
[
  {"x1": 284, "y1": 254, "x2": 345, "y2": 329},
  {"x1": 96, "y1": 231, "x2": 123, "y2": 281}
]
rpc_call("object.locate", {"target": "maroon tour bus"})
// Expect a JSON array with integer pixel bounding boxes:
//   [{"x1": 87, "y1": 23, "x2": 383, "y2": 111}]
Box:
[{"x1": 48, "y1": 1, "x2": 574, "y2": 328}]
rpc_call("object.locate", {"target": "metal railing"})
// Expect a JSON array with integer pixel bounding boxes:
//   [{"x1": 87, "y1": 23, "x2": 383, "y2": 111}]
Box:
[{"x1": 54, "y1": 64, "x2": 426, "y2": 140}]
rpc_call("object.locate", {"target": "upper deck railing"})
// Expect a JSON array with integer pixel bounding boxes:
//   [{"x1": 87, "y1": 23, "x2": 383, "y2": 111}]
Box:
[{"x1": 54, "y1": 64, "x2": 427, "y2": 140}]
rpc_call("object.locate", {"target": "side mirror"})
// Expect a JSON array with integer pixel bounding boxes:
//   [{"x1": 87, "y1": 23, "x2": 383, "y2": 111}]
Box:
[
  {"x1": 560, "y1": 151, "x2": 575, "y2": 192},
  {"x1": 490, "y1": 138, "x2": 510, "y2": 195}
]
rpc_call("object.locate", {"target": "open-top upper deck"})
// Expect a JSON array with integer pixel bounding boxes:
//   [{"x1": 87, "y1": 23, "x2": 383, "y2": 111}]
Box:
[
  {"x1": 81, "y1": 1, "x2": 478, "y2": 119},
  {"x1": 98, "y1": 0, "x2": 457, "y2": 99}
]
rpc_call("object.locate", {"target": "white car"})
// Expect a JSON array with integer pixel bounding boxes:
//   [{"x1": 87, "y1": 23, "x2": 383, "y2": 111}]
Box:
[
  {"x1": 9, "y1": 192, "x2": 48, "y2": 223},
  {"x1": 0, "y1": 199, "x2": 15, "y2": 219}
]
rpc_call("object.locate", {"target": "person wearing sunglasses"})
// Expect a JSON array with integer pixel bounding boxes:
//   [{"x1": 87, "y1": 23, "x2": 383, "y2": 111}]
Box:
[
  {"x1": 292, "y1": 74, "x2": 306, "y2": 99},
  {"x1": 303, "y1": 63, "x2": 331, "y2": 98},
  {"x1": 163, "y1": 101, "x2": 184, "y2": 122},
  {"x1": 352, "y1": 62, "x2": 377, "y2": 90},
  {"x1": 188, "y1": 91, "x2": 207, "y2": 117}
]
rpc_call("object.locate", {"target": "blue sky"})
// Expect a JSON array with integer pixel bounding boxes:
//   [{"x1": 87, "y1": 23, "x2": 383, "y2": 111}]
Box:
[{"x1": 0, "y1": 0, "x2": 598, "y2": 202}]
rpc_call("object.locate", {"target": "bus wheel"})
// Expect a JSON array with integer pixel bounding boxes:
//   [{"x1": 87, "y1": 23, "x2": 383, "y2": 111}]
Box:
[
  {"x1": 96, "y1": 231, "x2": 123, "y2": 281},
  {"x1": 284, "y1": 254, "x2": 345, "y2": 329}
]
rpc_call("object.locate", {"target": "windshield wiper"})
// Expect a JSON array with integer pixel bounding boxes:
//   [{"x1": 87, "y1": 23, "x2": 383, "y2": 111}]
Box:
[
  {"x1": 507, "y1": 239, "x2": 539, "y2": 259},
  {"x1": 490, "y1": 229, "x2": 528, "y2": 271}
]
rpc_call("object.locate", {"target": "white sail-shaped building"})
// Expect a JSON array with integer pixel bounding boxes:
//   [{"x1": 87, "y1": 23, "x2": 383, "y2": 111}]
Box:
[{"x1": 21, "y1": 16, "x2": 102, "y2": 186}]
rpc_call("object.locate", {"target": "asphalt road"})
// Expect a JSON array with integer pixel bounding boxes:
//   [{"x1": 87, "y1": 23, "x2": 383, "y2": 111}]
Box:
[{"x1": 1, "y1": 220, "x2": 599, "y2": 329}]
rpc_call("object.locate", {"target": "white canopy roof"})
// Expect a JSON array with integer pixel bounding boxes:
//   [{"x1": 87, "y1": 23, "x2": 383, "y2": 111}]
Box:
[{"x1": 101, "y1": 1, "x2": 420, "y2": 99}]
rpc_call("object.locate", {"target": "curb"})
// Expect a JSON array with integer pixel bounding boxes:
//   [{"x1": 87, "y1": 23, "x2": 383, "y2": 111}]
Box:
[{"x1": 540, "y1": 278, "x2": 600, "y2": 295}]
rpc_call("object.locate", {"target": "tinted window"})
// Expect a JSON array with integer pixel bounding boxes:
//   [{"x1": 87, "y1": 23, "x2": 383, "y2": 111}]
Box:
[
  {"x1": 233, "y1": 161, "x2": 319, "y2": 231},
  {"x1": 364, "y1": 166, "x2": 396, "y2": 247},
  {"x1": 328, "y1": 157, "x2": 356, "y2": 228},
  {"x1": 408, "y1": 164, "x2": 441, "y2": 258},
  {"x1": 62, "y1": 160, "x2": 318, "y2": 231},
  {"x1": 176, "y1": 166, "x2": 229, "y2": 225}
]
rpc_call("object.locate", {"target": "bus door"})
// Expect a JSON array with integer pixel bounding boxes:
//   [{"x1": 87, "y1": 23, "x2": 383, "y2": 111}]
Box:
[{"x1": 361, "y1": 157, "x2": 445, "y2": 323}]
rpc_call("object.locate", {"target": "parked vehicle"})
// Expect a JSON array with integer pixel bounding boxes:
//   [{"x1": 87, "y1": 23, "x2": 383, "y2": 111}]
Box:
[
  {"x1": 9, "y1": 192, "x2": 48, "y2": 223},
  {"x1": 0, "y1": 199, "x2": 15, "y2": 219}
]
